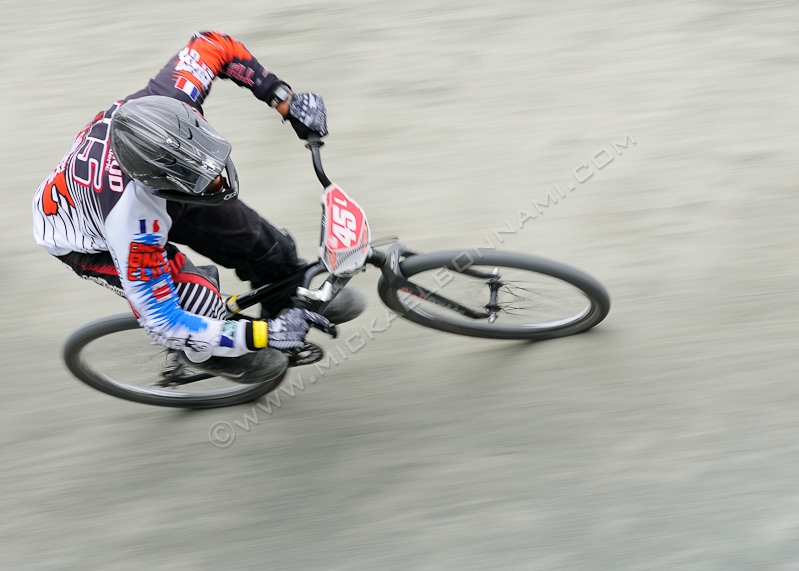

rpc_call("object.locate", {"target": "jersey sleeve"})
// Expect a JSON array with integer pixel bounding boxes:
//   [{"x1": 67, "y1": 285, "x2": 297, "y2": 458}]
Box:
[
  {"x1": 126, "y1": 31, "x2": 285, "y2": 112},
  {"x1": 104, "y1": 182, "x2": 252, "y2": 358}
]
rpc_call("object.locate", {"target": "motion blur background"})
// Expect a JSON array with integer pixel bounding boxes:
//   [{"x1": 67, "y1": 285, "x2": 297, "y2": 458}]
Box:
[{"x1": 2, "y1": 1, "x2": 798, "y2": 569}]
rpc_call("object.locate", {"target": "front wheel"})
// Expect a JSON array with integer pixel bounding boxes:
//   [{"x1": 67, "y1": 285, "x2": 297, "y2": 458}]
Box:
[
  {"x1": 63, "y1": 314, "x2": 285, "y2": 408},
  {"x1": 377, "y1": 250, "x2": 610, "y2": 340}
]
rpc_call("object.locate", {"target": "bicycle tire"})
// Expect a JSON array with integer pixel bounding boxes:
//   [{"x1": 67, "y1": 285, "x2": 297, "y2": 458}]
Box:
[
  {"x1": 377, "y1": 250, "x2": 610, "y2": 340},
  {"x1": 63, "y1": 313, "x2": 285, "y2": 409}
]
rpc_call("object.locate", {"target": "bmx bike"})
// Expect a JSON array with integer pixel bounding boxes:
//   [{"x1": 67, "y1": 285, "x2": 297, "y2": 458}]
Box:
[{"x1": 63, "y1": 135, "x2": 611, "y2": 409}]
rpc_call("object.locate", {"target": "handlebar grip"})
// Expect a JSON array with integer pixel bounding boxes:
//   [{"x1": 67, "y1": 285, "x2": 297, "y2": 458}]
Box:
[
  {"x1": 305, "y1": 136, "x2": 332, "y2": 187},
  {"x1": 305, "y1": 133, "x2": 324, "y2": 146}
]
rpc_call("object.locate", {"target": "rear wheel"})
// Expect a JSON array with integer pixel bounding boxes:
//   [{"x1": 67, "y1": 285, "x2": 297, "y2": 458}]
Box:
[
  {"x1": 377, "y1": 250, "x2": 610, "y2": 340},
  {"x1": 63, "y1": 314, "x2": 285, "y2": 408}
]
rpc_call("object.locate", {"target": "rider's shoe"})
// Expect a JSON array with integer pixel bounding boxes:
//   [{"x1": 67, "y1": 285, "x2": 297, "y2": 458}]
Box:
[
  {"x1": 320, "y1": 286, "x2": 367, "y2": 324},
  {"x1": 260, "y1": 285, "x2": 367, "y2": 323},
  {"x1": 182, "y1": 348, "x2": 288, "y2": 384}
]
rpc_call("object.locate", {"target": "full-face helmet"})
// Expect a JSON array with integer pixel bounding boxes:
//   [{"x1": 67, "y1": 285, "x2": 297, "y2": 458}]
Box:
[{"x1": 110, "y1": 96, "x2": 239, "y2": 205}]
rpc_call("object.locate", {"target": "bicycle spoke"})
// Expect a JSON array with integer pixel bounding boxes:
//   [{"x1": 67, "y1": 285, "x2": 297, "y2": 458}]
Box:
[{"x1": 398, "y1": 264, "x2": 592, "y2": 327}]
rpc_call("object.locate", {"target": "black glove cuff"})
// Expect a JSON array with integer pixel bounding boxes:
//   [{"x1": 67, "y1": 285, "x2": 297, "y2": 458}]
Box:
[{"x1": 266, "y1": 82, "x2": 292, "y2": 109}]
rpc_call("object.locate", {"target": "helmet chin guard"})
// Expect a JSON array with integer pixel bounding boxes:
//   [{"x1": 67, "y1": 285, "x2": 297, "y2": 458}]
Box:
[{"x1": 149, "y1": 155, "x2": 240, "y2": 205}]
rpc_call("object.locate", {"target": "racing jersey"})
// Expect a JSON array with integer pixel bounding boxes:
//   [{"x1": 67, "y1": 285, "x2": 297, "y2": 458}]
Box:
[{"x1": 33, "y1": 31, "x2": 284, "y2": 357}]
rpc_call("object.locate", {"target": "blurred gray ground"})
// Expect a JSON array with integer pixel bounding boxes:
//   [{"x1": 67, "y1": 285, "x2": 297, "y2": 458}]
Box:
[{"x1": 2, "y1": 1, "x2": 799, "y2": 569}]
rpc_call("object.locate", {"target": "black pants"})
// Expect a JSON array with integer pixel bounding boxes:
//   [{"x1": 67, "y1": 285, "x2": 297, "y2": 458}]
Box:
[
  {"x1": 166, "y1": 199, "x2": 301, "y2": 288},
  {"x1": 60, "y1": 198, "x2": 301, "y2": 315}
]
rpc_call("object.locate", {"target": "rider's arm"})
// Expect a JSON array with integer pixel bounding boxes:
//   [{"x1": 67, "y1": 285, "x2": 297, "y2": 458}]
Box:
[
  {"x1": 126, "y1": 30, "x2": 290, "y2": 115},
  {"x1": 103, "y1": 183, "x2": 264, "y2": 358}
]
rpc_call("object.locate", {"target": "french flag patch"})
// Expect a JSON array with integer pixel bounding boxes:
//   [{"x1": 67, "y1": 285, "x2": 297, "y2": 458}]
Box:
[
  {"x1": 175, "y1": 77, "x2": 200, "y2": 101},
  {"x1": 151, "y1": 280, "x2": 173, "y2": 303}
]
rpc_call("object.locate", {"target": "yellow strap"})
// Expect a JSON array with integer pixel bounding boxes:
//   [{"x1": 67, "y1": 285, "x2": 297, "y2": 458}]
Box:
[{"x1": 252, "y1": 320, "x2": 268, "y2": 349}]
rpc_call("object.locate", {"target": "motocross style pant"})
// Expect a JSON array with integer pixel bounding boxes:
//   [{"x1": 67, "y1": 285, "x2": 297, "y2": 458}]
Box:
[{"x1": 58, "y1": 199, "x2": 302, "y2": 318}]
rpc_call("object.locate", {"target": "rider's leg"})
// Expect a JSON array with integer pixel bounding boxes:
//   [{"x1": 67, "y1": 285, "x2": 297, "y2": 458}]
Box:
[
  {"x1": 166, "y1": 199, "x2": 301, "y2": 286},
  {"x1": 162, "y1": 244, "x2": 226, "y2": 321},
  {"x1": 166, "y1": 199, "x2": 367, "y2": 323},
  {"x1": 57, "y1": 250, "x2": 126, "y2": 297},
  {"x1": 57, "y1": 248, "x2": 287, "y2": 383},
  {"x1": 57, "y1": 247, "x2": 226, "y2": 319},
  {"x1": 166, "y1": 199, "x2": 302, "y2": 317},
  {"x1": 162, "y1": 245, "x2": 287, "y2": 382}
]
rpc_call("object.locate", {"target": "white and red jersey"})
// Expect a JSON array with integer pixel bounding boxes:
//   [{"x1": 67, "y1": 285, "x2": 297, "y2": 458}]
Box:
[{"x1": 33, "y1": 31, "x2": 284, "y2": 357}]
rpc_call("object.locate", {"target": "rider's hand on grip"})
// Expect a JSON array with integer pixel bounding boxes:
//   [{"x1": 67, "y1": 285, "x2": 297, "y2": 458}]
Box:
[
  {"x1": 287, "y1": 93, "x2": 328, "y2": 139},
  {"x1": 265, "y1": 308, "x2": 331, "y2": 350}
]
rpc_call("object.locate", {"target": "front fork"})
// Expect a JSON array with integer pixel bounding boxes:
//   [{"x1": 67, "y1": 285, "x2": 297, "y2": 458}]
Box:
[{"x1": 377, "y1": 243, "x2": 501, "y2": 321}]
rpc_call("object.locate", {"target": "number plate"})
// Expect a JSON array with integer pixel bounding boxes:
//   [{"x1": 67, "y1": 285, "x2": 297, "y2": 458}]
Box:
[{"x1": 320, "y1": 184, "x2": 370, "y2": 274}]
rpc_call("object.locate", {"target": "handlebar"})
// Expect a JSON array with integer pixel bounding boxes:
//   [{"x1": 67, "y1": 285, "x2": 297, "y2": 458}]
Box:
[{"x1": 304, "y1": 134, "x2": 332, "y2": 188}]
